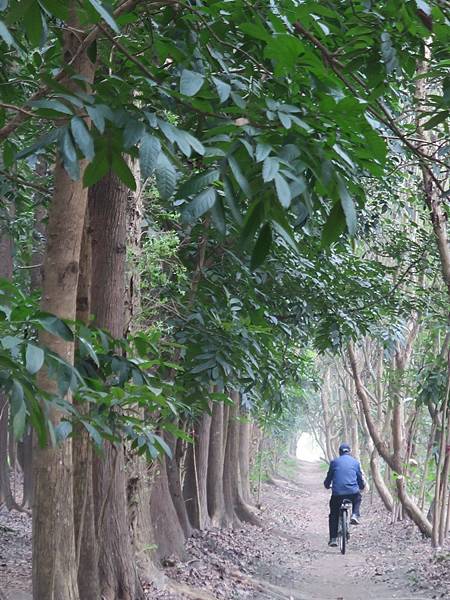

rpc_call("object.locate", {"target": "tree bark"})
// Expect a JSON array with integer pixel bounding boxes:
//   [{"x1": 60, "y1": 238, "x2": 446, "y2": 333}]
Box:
[
  {"x1": 238, "y1": 414, "x2": 253, "y2": 506},
  {"x1": 207, "y1": 402, "x2": 228, "y2": 527},
  {"x1": 223, "y1": 392, "x2": 261, "y2": 527},
  {"x1": 73, "y1": 214, "x2": 100, "y2": 600},
  {"x1": 165, "y1": 431, "x2": 193, "y2": 538},
  {"x1": 89, "y1": 172, "x2": 143, "y2": 599},
  {"x1": 31, "y1": 11, "x2": 95, "y2": 593},
  {"x1": 183, "y1": 409, "x2": 212, "y2": 530},
  {"x1": 150, "y1": 456, "x2": 187, "y2": 561}
]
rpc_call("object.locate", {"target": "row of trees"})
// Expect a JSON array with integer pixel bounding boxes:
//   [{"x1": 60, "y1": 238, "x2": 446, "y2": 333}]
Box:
[{"x1": 0, "y1": 0, "x2": 449, "y2": 598}]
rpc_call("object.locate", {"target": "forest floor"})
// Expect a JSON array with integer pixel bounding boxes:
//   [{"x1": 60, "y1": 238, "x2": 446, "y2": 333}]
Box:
[{"x1": 1, "y1": 460, "x2": 450, "y2": 599}]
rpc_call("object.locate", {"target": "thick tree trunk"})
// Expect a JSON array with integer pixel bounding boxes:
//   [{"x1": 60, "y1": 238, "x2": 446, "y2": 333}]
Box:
[
  {"x1": 183, "y1": 410, "x2": 212, "y2": 530},
  {"x1": 32, "y1": 166, "x2": 88, "y2": 598},
  {"x1": 166, "y1": 431, "x2": 193, "y2": 538},
  {"x1": 207, "y1": 402, "x2": 228, "y2": 527},
  {"x1": 223, "y1": 393, "x2": 261, "y2": 527},
  {"x1": 89, "y1": 172, "x2": 142, "y2": 599},
  {"x1": 32, "y1": 16, "x2": 95, "y2": 593},
  {"x1": 150, "y1": 456, "x2": 187, "y2": 561}
]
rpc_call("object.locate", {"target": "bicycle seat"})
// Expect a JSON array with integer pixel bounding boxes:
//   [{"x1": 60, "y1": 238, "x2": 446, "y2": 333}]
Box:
[{"x1": 341, "y1": 499, "x2": 353, "y2": 507}]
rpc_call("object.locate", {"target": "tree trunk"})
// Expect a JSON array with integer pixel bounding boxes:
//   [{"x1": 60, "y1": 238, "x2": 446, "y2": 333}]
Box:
[
  {"x1": 0, "y1": 220, "x2": 15, "y2": 510},
  {"x1": 32, "y1": 12, "x2": 95, "y2": 593},
  {"x1": 89, "y1": 172, "x2": 142, "y2": 599},
  {"x1": 370, "y1": 448, "x2": 393, "y2": 512},
  {"x1": 150, "y1": 456, "x2": 187, "y2": 562},
  {"x1": 223, "y1": 392, "x2": 261, "y2": 527},
  {"x1": 73, "y1": 215, "x2": 100, "y2": 600},
  {"x1": 207, "y1": 402, "x2": 228, "y2": 527},
  {"x1": 239, "y1": 414, "x2": 253, "y2": 505},
  {"x1": 166, "y1": 431, "x2": 193, "y2": 538},
  {"x1": 183, "y1": 410, "x2": 212, "y2": 530}
]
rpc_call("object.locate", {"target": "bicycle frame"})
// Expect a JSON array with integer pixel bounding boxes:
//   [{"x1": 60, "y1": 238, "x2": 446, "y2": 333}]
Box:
[{"x1": 337, "y1": 499, "x2": 352, "y2": 554}]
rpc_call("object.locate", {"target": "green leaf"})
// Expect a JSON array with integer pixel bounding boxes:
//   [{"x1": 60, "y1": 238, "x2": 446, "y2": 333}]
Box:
[
  {"x1": 61, "y1": 129, "x2": 77, "y2": 163},
  {"x1": 83, "y1": 420, "x2": 103, "y2": 446},
  {"x1": 30, "y1": 99, "x2": 73, "y2": 115},
  {"x1": 210, "y1": 195, "x2": 226, "y2": 235},
  {"x1": 39, "y1": 0, "x2": 69, "y2": 19},
  {"x1": 70, "y1": 117, "x2": 94, "y2": 160},
  {"x1": 26, "y1": 343, "x2": 45, "y2": 375},
  {"x1": 1, "y1": 335, "x2": 21, "y2": 349},
  {"x1": 155, "y1": 153, "x2": 176, "y2": 199},
  {"x1": 182, "y1": 187, "x2": 216, "y2": 223},
  {"x1": 255, "y1": 143, "x2": 272, "y2": 163},
  {"x1": 223, "y1": 176, "x2": 242, "y2": 224},
  {"x1": 228, "y1": 155, "x2": 252, "y2": 198},
  {"x1": 239, "y1": 22, "x2": 270, "y2": 42},
  {"x1": 11, "y1": 380, "x2": 26, "y2": 440},
  {"x1": 423, "y1": 112, "x2": 448, "y2": 130},
  {"x1": 262, "y1": 157, "x2": 279, "y2": 182},
  {"x1": 123, "y1": 120, "x2": 145, "y2": 149},
  {"x1": 15, "y1": 129, "x2": 59, "y2": 160},
  {"x1": 274, "y1": 173, "x2": 291, "y2": 208},
  {"x1": 83, "y1": 151, "x2": 109, "y2": 187},
  {"x1": 35, "y1": 313, "x2": 74, "y2": 341},
  {"x1": 87, "y1": 0, "x2": 120, "y2": 33},
  {"x1": 111, "y1": 154, "x2": 136, "y2": 190},
  {"x1": 87, "y1": 106, "x2": 105, "y2": 133},
  {"x1": 139, "y1": 133, "x2": 161, "y2": 179},
  {"x1": 321, "y1": 201, "x2": 346, "y2": 248},
  {"x1": 337, "y1": 177, "x2": 357, "y2": 236},
  {"x1": 178, "y1": 169, "x2": 220, "y2": 198},
  {"x1": 24, "y1": 0, "x2": 43, "y2": 46},
  {"x1": 212, "y1": 76, "x2": 231, "y2": 103},
  {"x1": 0, "y1": 19, "x2": 15, "y2": 47},
  {"x1": 180, "y1": 69, "x2": 205, "y2": 96},
  {"x1": 251, "y1": 223, "x2": 272, "y2": 270}
]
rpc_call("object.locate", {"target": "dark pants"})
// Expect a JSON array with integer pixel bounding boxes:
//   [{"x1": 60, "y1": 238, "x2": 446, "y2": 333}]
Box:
[{"x1": 328, "y1": 492, "x2": 362, "y2": 539}]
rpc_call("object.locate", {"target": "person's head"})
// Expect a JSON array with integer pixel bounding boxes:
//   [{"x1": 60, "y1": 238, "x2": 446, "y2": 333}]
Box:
[{"x1": 339, "y1": 442, "x2": 351, "y2": 456}]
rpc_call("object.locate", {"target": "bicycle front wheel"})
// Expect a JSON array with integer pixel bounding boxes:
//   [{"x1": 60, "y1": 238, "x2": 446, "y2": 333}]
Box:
[{"x1": 339, "y1": 513, "x2": 347, "y2": 555}]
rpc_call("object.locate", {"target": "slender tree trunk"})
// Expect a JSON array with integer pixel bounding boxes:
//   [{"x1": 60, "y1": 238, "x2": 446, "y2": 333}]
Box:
[
  {"x1": 0, "y1": 221, "x2": 15, "y2": 510},
  {"x1": 348, "y1": 342, "x2": 431, "y2": 535},
  {"x1": 239, "y1": 414, "x2": 253, "y2": 505},
  {"x1": 321, "y1": 371, "x2": 334, "y2": 461},
  {"x1": 207, "y1": 401, "x2": 228, "y2": 526},
  {"x1": 183, "y1": 410, "x2": 212, "y2": 530},
  {"x1": 370, "y1": 448, "x2": 394, "y2": 512},
  {"x1": 73, "y1": 215, "x2": 100, "y2": 600},
  {"x1": 89, "y1": 172, "x2": 142, "y2": 599}
]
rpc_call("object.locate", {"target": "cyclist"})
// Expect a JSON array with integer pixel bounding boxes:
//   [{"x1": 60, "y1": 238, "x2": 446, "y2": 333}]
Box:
[{"x1": 323, "y1": 442, "x2": 365, "y2": 547}]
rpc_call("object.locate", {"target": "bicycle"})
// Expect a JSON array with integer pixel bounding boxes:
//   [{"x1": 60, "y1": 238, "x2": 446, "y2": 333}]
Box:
[{"x1": 337, "y1": 498, "x2": 352, "y2": 554}]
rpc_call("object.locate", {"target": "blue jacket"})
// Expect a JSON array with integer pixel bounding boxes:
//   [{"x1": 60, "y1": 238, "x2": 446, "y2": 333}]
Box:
[{"x1": 324, "y1": 454, "x2": 365, "y2": 496}]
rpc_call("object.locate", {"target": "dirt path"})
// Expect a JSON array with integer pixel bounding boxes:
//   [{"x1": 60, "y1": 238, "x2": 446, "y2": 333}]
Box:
[{"x1": 289, "y1": 460, "x2": 431, "y2": 600}]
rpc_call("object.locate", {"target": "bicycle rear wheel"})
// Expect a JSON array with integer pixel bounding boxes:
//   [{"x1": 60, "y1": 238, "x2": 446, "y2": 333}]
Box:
[{"x1": 339, "y1": 512, "x2": 347, "y2": 555}]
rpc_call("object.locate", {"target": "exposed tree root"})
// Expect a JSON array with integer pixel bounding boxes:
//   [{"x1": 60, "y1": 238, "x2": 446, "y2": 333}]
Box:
[
  {"x1": 230, "y1": 569, "x2": 308, "y2": 599},
  {"x1": 167, "y1": 581, "x2": 218, "y2": 600}
]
